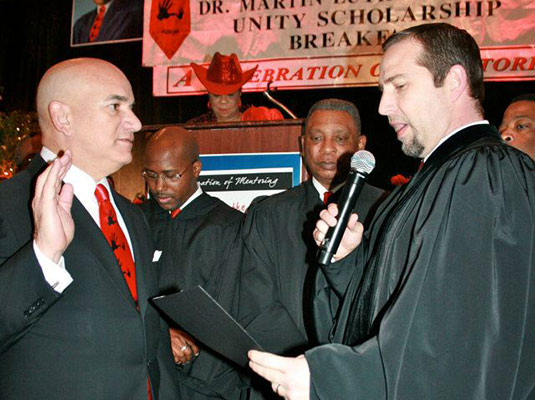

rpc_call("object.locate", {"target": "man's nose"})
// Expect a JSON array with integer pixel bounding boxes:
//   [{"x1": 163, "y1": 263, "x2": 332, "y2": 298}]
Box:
[
  {"x1": 500, "y1": 128, "x2": 515, "y2": 143},
  {"x1": 154, "y1": 176, "x2": 167, "y2": 191},
  {"x1": 378, "y1": 91, "x2": 394, "y2": 117},
  {"x1": 320, "y1": 137, "x2": 335, "y2": 154},
  {"x1": 125, "y1": 109, "x2": 142, "y2": 132}
]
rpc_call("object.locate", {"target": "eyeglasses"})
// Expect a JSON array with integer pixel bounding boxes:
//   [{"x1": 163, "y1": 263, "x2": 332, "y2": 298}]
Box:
[{"x1": 141, "y1": 161, "x2": 195, "y2": 184}]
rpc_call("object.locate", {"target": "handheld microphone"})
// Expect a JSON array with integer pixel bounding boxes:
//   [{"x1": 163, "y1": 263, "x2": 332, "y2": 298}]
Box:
[{"x1": 317, "y1": 150, "x2": 376, "y2": 266}]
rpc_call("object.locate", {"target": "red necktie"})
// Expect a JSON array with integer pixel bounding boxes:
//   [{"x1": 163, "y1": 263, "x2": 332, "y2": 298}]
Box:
[
  {"x1": 170, "y1": 208, "x2": 181, "y2": 218},
  {"x1": 94, "y1": 184, "x2": 138, "y2": 303},
  {"x1": 89, "y1": 5, "x2": 106, "y2": 42},
  {"x1": 95, "y1": 185, "x2": 152, "y2": 399},
  {"x1": 323, "y1": 191, "x2": 333, "y2": 205}
]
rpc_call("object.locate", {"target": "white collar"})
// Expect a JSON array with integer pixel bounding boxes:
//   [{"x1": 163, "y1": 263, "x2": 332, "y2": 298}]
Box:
[
  {"x1": 423, "y1": 120, "x2": 489, "y2": 162},
  {"x1": 311, "y1": 177, "x2": 344, "y2": 201},
  {"x1": 40, "y1": 146, "x2": 113, "y2": 209},
  {"x1": 171, "y1": 184, "x2": 202, "y2": 214}
]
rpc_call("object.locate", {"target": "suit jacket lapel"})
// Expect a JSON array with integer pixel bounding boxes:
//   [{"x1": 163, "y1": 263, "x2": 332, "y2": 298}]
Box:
[{"x1": 70, "y1": 197, "x2": 138, "y2": 308}]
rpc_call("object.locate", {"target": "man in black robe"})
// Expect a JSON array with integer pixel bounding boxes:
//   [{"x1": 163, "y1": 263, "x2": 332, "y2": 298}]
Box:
[
  {"x1": 248, "y1": 23, "x2": 535, "y2": 400},
  {"x1": 141, "y1": 127, "x2": 248, "y2": 400},
  {"x1": 240, "y1": 100, "x2": 385, "y2": 400}
]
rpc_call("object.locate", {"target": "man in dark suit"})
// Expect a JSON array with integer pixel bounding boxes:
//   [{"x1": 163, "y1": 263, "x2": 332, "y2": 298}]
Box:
[
  {"x1": 0, "y1": 58, "x2": 177, "y2": 399},
  {"x1": 72, "y1": 0, "x2": 142, "y2": 44},
  {"x1": 239, "y1": 98, "x2": 386, "y2": 398}
]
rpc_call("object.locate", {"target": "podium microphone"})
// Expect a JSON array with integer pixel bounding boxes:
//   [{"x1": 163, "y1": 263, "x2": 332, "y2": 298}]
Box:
[{"x1": 317, "y1": 150, "x2": 376, "y2": 266}]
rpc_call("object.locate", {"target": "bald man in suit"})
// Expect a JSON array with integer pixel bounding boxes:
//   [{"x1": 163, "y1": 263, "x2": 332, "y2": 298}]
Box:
[{"x1": 0, "y1": 58, "x2": 177, "y2": 399}]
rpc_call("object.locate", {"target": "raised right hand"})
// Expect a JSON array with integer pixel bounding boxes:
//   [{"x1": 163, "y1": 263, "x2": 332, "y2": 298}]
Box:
[{"x1": 32, "y1": 151, "x2": 74, "y2": 263}]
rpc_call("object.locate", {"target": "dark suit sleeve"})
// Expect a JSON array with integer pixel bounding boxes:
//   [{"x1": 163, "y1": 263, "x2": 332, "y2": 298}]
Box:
[{"x1": 0, "y1": 220, "x2": 60, "y2": 354}]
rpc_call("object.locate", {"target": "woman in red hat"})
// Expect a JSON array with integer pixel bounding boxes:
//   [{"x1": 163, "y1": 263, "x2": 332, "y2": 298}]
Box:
[{"x1": 188, "y1": 52, "x2": 284, "y2": 123}]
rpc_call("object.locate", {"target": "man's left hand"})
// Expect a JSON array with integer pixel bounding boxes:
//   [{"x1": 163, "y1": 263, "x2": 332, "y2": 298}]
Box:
[
  {"x1": 248, "y1": 350, "x2": 310, "y2": 399},
  {"x1": 169, "y1": 327, "x2": 199, "y2": 365}
]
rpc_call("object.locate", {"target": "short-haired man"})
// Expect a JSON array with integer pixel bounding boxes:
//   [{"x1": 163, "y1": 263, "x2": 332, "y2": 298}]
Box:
[
  {"x1": 499, "y1": 93, "x2": 535, "y2": 160},
  {"x1": 249, "y1": 23, "x2": 535, "y2": 400},
  {"x1": 0, "y1": 58, "x2": 177, "y2": 399},
  {"x1": 239, "y1": 98, "x2": 385, "y2": 355},
  {"x1": 141, "y1": 126, "x2": 248, "y2": 400}
]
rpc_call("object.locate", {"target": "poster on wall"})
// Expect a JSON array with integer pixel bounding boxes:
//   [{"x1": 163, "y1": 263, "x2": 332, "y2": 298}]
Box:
[
  {"x1": 198, "y1": 152, "x2": 302, "y2": 212},
  {"x1": 142, "y1": 0, "x2": 535, "y2": 96},
  {"x1": 71, "y1": 0, "x2": 143, "y2": 46}
]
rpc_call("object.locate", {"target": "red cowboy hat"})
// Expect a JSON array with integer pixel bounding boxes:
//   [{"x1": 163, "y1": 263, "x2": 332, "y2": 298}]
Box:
[{"x1": 190, "y1": 53, "x2": 258, "y2": 95}]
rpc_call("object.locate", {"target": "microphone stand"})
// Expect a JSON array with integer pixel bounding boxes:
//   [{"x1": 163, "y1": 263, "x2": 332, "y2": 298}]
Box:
[{"x1": 262, "y1": 81, "x2": 298, "y2": 119}]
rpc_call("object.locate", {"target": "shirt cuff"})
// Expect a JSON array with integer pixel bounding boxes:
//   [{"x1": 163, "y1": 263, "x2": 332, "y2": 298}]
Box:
[{"x1": 33, "y1": 240, "x2": 73, "y2": 293}]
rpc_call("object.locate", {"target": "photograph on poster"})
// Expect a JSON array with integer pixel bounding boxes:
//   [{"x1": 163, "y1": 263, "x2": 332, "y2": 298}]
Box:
[{"x1": 71, "y1": 0, "x2": 143, "y2": 46}]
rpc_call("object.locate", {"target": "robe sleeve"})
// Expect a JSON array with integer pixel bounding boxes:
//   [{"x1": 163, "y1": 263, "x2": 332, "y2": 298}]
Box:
[
  {"x1": 239, "y1": 203, "x2": 306, "y2": 354},
  {"x1": 306, "y1": 148, "x2": 535, "y2": 399},
  {"x1": 312, "y1": 246, "x2": 365, "y2": 344}
]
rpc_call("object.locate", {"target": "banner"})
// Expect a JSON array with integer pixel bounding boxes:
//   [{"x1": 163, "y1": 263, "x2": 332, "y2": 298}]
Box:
[
  {"x1": 199, "y1": 152, "x2": 302, "y2": 212},
  {"x1": 143, "y1": 0, "x2": 535, "y2": 96}
]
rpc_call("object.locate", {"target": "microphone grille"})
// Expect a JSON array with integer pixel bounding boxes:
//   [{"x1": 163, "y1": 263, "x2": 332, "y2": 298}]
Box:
[{"x1": 351, "y1": 150, "x2": 376, "y2": 174}]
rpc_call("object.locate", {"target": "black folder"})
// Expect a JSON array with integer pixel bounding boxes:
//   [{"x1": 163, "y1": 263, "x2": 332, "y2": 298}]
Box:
[{"x1": 152, "y1": 285, "x2": 263, "y2": 367}]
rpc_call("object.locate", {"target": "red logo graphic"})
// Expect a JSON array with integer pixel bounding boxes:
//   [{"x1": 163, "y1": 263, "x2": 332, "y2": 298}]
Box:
[{"x1": 150, "y1": 0, "x2": 191, "y2": 59}]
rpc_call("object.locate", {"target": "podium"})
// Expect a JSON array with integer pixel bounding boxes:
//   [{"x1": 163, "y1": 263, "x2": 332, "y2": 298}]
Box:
[{"x1": 110, "y1": 119, "x2": 306, "y2": 202}]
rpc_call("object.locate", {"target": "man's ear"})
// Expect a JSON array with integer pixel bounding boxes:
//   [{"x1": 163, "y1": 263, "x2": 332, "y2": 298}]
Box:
[
  {"x1": 357, "y1": 134, "x2": 367, "y2": 151},
  {"x1": 192, "y1": 159, "x2": 202, "y2": 178},
  {"x1": 49, "y1": 101, "x2": 72, "y2": 136},
  {"x1": 299, "y1": 135, "x2": 305, "y2": 158},
  {"x1": 446, "y1": 64, "x2": 468, "y2": 103}
]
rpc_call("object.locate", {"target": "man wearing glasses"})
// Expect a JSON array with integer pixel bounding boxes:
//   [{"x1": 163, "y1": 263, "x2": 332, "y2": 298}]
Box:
[{"x1": 140, "y1": 126, "x2": 248, "y2": 400}]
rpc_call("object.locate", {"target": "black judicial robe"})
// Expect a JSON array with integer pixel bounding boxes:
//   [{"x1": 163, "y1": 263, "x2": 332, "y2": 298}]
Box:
[
  {"x1": 239, "y1": 179, "x2": 386, "y2": 354},
  {"x1": 305, "y1": 124, "x2": 535, "y2": 399},
  {"x1": 142, "y1": 193, "x2": 248, "y2": 400}
]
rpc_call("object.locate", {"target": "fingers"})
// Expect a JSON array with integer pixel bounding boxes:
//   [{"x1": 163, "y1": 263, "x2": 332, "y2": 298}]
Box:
[
  {"x1": 249, "y1": 351, "x2": 311, "y2": 400},
  {"x1": 249, "y1": 350, "x2": 288, "y2": 370},
  {"x1": 334, "y1": 216, "x2": 364, "y2": 261},
  {"x1": 32, "y1": 151, "x2": 74, "y2": 263},
  {"x1": 272, "y1": 382, "x2": 284, "y2": 398},
  {"x1": 313, "y1": 207, "x2": 363, "y2": 261},
  {"x1": 248, "y1": 350, "x2": 286, "y2": 383},
  {"x1": 34, "y1": 151, "x2": 72, "y2": 204},
  {"x1": 58, "y1": 182, "x2": 74, "y2": 211},
  {"x1": 322, "y1": 203, "x2": 340, "y2": 226},
  {"x1": 169, "y1": 328, "x2": 199, "y2": 365},
  {"x1": 345, "y1": 213, "x2": 360, "y2": 232},
  {"x1": 314, "y1": 204, "x2": 357, "y2": 247},
  {"x1": 187, "y1": 340, "x2": 199, "y2": 356}
]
